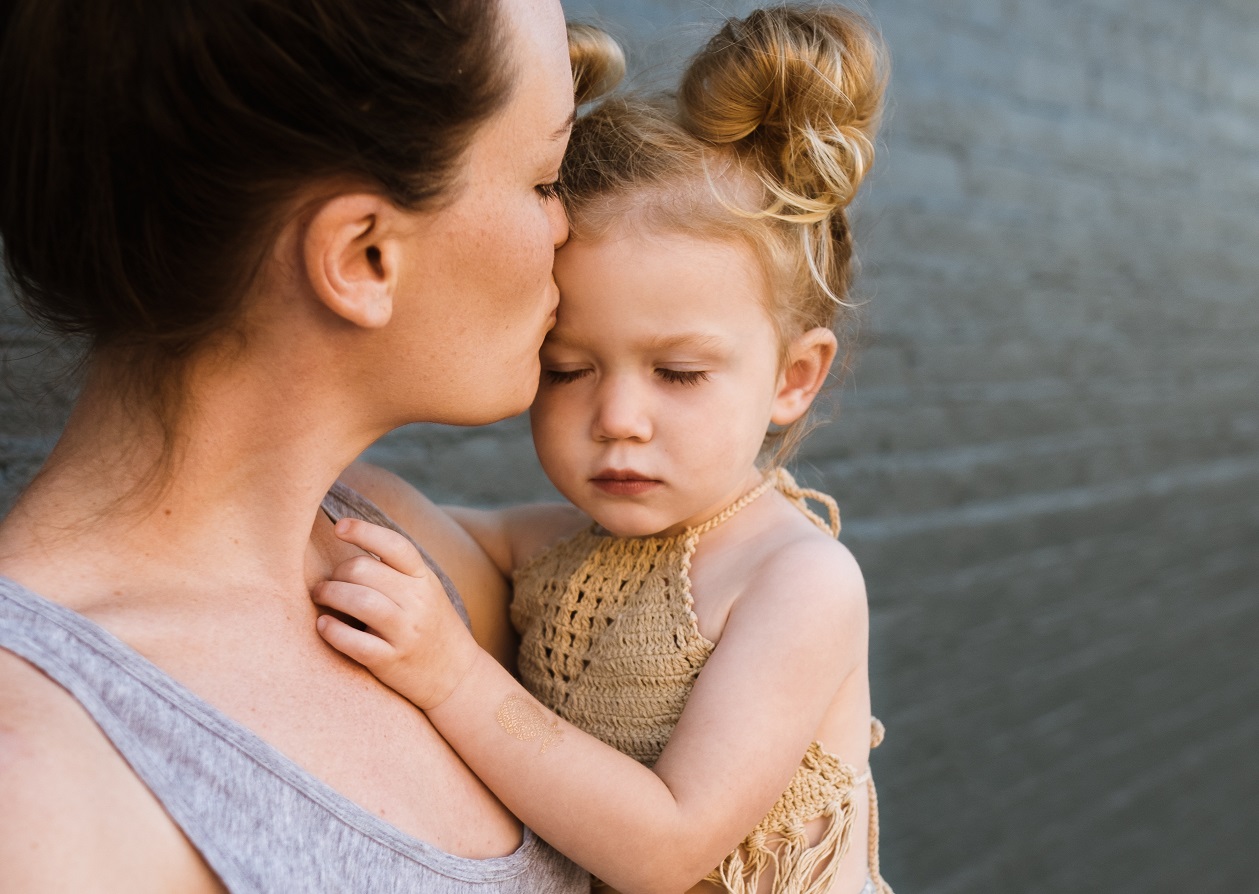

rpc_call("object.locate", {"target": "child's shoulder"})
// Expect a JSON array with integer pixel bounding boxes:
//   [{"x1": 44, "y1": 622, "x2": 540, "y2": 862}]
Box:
[
  {"x1": 703, "y1": 499, "x2": 867, "y2": 680},
  {"x1": 499, "y1": 502, "x2": 591, "y2": 571},
  {"x1": 745, "y1": 483, "x2": 861, "y2": 567},
  {"x1": 746, "y1": 504, "x2": 866, "y2": 613},
  {"x1": 702, "y1": 491, "x2": 867, "y2": 645}
]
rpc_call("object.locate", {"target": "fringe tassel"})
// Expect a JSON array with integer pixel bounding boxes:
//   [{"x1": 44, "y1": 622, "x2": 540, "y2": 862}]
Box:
[
  {"x1": 708, "y1": 795, "x2": 857, "y2": 894},
  {"x1": 865, "y1": 773, "x2": 894, "y2": 894}
]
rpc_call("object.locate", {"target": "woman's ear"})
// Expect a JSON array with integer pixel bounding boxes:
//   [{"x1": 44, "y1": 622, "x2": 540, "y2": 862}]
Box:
[
  {"x1": 771, "y1": 327, "x2": 838, "y2": 425},
  {"x1": 302, "y1": 194, "x2": 401, "y2": 329}
]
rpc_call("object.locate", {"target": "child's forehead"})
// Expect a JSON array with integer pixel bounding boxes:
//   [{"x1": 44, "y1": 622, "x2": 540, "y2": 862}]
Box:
[
  {"x1": 555, "y1": 231, "x2": 764, "y2": 314},
  {"x1": 548, "y1": 233, "x2": 779, "y2": 356},
  {"x1": 564, "y1": 158, "x2": 764, "y2": 241},
  {"x1": 544, "y1": 325, "x2": 732, "y2": 355},
  {"x1": 560, "y1": 219, "x2": 754, "y2": 267}
]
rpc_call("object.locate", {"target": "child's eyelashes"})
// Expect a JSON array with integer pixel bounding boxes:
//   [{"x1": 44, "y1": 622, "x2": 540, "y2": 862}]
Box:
[
  {"x1": 542, "y1": 368, "x2": 590, "y2": 385},
  {"x1": 656, "y1": 368, "x2": 709, "y2": 386},
  {"x1": 542, "y1": 367, "x2": 709, "y2": 387},
  {"x1": 535, "y1": 181, "x2": 560, "y2": 201}
]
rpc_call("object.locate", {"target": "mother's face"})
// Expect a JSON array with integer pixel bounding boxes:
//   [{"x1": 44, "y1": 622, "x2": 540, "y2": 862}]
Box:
[{"x1": 390, "y1": 0, "x2": 575, "y2": 427}]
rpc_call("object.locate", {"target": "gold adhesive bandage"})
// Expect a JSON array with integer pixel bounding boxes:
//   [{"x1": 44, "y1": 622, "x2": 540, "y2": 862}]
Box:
[{"x1": 496, "y1": 694, "x2": 563, "y2": 754}]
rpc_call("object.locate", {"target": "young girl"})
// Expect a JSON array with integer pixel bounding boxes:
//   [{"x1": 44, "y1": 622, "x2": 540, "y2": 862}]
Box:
[{"x1": 315, "y1": 6, "x2": 892, "y2": 893}]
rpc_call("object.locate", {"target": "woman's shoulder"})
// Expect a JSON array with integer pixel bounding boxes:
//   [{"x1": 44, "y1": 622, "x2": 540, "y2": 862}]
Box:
[
  {"x1": 0, "y1": 645, "x2": 102, "y2": 801},
  {"x1": 335, "y1": 462, "x2": 445, "y2": 533},
  {"x1": 335, "y1": 462, "x2": 495, "y2": 578},
  {"x1": 0, "y1": 648, "x2": 220, "y2": 890}
]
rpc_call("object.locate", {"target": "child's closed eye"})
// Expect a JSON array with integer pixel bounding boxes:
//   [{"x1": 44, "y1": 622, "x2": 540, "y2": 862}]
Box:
[
  {"x1": 656, "y1": 368, "x2": 709, "y2": 386},
  {"x1": 543, "y1": 368, "x2": 591, "y2": 385}
]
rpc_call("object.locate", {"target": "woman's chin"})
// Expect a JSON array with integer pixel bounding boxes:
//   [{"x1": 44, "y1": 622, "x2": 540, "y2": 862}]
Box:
[{"x1": 448, "y1": 392, "x2": 538, "y2": 428}]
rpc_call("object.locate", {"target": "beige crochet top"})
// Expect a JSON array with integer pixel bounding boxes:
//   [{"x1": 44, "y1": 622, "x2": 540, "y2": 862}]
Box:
[{"x1": 511, "y1": 469, "x2": 892, "y2": 894}]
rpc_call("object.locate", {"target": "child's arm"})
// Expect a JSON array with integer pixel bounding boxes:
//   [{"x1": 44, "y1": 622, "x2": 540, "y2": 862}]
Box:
[
  {"x1": 314, "y1": 517, "x2": 866, "y2": 894},
  {"x1": 442, "y1": 503, "x2": 590, "y2": 579},
  {"x1": 438, "y1": 502, "x2": 587, "y2": 673}
]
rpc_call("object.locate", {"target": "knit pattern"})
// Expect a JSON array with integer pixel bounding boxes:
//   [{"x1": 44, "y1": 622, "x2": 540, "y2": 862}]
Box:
[
  {"x1": 511, "y1": 471, "x2": 892, "y2": 893},
  {"x1": 511, "y1": 528, "x2": 714, "y2": 765},
  {"x1": 710, "y1": 722, "x2": 891, "y2": 894}
]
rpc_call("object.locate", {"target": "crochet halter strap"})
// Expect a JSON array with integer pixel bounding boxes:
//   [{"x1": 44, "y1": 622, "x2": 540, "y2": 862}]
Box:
[{"x1": 689, "y1": 467, "x2": 842, "y2": 539}]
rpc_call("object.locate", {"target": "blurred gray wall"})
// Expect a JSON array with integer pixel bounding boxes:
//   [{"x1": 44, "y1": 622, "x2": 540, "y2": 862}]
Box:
[{"x1": 2, "y1": 0, "x2": 1257, "y2": 891}]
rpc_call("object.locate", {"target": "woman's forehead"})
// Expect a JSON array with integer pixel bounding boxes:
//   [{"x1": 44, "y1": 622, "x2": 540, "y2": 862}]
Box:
[{"x1": 497, "y1": 0, "x2": 574, "y2": 130}]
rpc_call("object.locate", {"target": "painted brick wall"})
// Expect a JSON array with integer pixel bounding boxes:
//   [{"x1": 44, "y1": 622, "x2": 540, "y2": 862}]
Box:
[{"x1": 2, "y1": 1, "x2": 1256, "y2": 890}]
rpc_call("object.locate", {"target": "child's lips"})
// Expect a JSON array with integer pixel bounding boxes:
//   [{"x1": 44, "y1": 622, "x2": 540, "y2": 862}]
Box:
[{"x1": 591, "y1": 471, "x2": 661, "y2": 496}]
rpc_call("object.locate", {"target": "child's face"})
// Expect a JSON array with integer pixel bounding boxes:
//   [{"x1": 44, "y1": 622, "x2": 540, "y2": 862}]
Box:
[{"x1": 531, "y1": 229, "x2": 787, "y2": 537}]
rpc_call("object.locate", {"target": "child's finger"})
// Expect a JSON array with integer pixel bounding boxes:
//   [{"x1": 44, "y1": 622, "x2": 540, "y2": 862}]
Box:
[
  {"x1": 312, "y1": 580, "x2": 398, "y2": 633},
  {"x1": 316, "y1": 612, "x2": 394, "y2": 668},
  {"x1": 327, "y1": 554, "x2": 434, "y2": 612},
  {"x1": 332, "y1": 518, "x2": 428, "y2": 577}
]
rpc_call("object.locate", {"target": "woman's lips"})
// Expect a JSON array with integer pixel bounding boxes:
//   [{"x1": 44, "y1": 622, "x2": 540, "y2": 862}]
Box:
[{"x1": 591, "y1": 472, "x2": 661, "y2": 497}]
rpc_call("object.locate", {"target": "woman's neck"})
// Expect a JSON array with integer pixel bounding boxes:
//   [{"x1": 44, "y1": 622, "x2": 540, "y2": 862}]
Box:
[{"x1": 0, "y1": 348, "x2": 380, "y2": 608}]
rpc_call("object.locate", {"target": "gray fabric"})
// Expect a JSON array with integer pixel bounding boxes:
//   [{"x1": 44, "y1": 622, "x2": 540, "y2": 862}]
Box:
[{"x1": 0, "y1": 488, "x2": 587, "y2": 893}]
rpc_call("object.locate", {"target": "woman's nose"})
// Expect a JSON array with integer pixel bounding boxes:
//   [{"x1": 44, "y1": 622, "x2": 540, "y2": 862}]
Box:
[{"x1": 592, "y1": 378, "x2": 651, "y2": 442}]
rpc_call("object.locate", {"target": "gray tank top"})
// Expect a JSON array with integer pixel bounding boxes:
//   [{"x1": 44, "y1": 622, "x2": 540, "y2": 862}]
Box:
[{"x1": 0, "y1": 483, "x2": 587, "y2": 893}]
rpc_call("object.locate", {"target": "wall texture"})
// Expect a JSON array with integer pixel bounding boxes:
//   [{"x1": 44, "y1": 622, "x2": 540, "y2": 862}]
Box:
[{"x1": 2, "y1": 1, "x2": 1256, "y2": 891}]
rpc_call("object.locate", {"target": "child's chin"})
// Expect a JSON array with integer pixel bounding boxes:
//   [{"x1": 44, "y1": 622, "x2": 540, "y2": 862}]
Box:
[{"x1": 591, "y1": 513, "x2": 682, "y2": 540}]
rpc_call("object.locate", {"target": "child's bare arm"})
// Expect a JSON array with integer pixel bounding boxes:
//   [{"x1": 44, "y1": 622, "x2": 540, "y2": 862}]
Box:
[
  {"x1": 314, "y1": 517, "x2": 866, "y2": 894},
  {"x1": 443, "y1": 503, "x2": 589, "y2": 578}
]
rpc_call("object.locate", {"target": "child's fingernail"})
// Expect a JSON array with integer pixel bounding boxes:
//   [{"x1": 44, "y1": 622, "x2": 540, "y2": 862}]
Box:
[
  {"x1": 316, "y1": 614, "x2": 328, "y2": 632},
  {"x1": 335, "y1": 519, "x2": 350, "y2": 534}
]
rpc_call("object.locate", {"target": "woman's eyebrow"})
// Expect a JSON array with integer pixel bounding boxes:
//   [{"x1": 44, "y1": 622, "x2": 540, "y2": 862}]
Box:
[{"x1": 550, "y1": 109, "x2": 577, "y2": 141}]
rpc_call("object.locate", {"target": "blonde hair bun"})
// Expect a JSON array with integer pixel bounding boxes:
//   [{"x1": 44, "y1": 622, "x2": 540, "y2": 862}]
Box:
[
  {"x1": 679, "y1": 4, "x2": 888, "y2": 219},
  {"x1": 568, "y1": 23, "x2": 626, "y2": 107}
]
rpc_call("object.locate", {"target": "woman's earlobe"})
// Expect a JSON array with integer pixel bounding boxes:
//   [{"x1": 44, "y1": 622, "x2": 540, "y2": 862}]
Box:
[
  {"x1": 303, "y1": 194, "x2": 397, "y2": 329},
  {"x1": 770, "y1": 327, "x2": 838, "y2": 425}
]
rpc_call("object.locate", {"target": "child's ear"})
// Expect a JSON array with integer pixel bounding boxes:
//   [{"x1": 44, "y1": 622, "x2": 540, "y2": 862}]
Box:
[
  {"x1": 771, "y1": 327, "x2": 838, "y2": 425},
  {"x1": 302, "y1": 194, "x2": 401, "y2": 329}
]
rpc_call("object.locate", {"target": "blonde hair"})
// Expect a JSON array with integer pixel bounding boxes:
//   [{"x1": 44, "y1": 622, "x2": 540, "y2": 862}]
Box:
[
  {"x1": 567, "y1": 22, "x2": 626, "y2": 106},
  {"x1": 559, "y1": 5, "x2": 888, "y2": 461}
]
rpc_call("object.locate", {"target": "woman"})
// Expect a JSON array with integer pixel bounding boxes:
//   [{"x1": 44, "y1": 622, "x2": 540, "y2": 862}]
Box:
[{"x1": 0, "y1": 0, "x2": 596, "y2": 889}]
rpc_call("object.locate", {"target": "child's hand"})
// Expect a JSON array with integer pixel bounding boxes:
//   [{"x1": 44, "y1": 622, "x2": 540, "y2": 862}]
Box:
[{"x1": 312, "y1": 518, "x2": 481, "y2": 711}]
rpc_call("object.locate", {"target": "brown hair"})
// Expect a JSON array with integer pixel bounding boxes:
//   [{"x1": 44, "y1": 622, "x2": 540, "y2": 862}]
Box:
[
  {"x1": 0, "y1": 0, "x2": 511, "y2": 413},
  {"x1": 559, "y1": 4, "x2": 888, "y2": 461}
]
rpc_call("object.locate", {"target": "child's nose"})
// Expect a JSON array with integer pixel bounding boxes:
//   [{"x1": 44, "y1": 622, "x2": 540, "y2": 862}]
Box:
[{"x1": 592, "y1": 378, "x2": 651, "y2": 442}]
